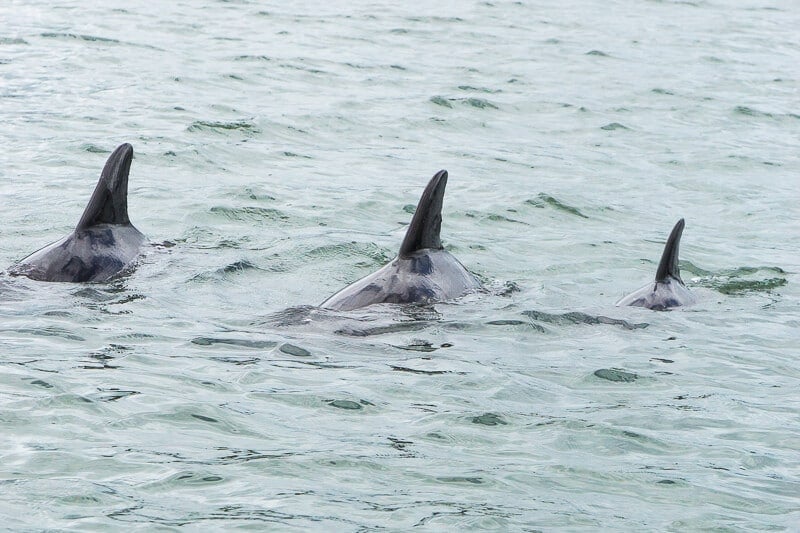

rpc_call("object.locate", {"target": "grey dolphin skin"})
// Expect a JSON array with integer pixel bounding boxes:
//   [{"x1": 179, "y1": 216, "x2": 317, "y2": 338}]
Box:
[
  {"x1": 9, "y1": 143, "x2": 146, "y2": 282},
  {"x1": 320, "y1": 170, "x2": 481, "y2": 311},
  {"x1": 616, "y1": 218, "x2": 697, "y2": 310}
]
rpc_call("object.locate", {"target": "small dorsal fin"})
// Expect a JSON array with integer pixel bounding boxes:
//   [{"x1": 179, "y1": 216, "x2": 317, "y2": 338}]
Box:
[
  {"x1": 398, "y1": 170, "x2": 447, "y2": 257},
  {"x1": 76, "y1": 143, "x2": 133, "y2": 230},
  {"x1": 655, "y1": 218, "x2": 685, "y2": 283}
]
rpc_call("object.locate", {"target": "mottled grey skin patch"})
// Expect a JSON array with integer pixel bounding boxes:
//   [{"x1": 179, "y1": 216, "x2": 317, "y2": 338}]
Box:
[
  {"x1": 9, "y1": 143, "x2": 146, "y2": 282},
  {"x1": 616, "y1": 218, "x2": 696, "y2": 310},
  {"x1": 616, "y1": 276, "x2": 697, "y2": 311},
  {"x1": 9, "y1": 225, "x2": 145, "y2": 282},
  {"x1": 321, "y1": 170, "x2": 480, "y2": 311},
  {"x1": 321, "y1": 249, "x2": 480, "y2": 311}
]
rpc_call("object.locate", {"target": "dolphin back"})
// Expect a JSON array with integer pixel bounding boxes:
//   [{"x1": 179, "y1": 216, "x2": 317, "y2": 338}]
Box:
[
  {"x1": 321, "y1": 249, "x2": 480, "y2": 311},
  {"x1": 10, "y1": 226, "x2": 145, "y2": 282},
  {"x1": 321, "y1": 170, "x2": 480, "y2": 311},
  {"x1": 616, "y1": 218, "x2": 695, "y2": 310},
  {"x1": 9, "y1": 143, "x2": 145, "y2": 282},
  {"x1": 76, "y1": 143, "x2": 134, "y2": 230},
  {"x1": 398, "y1": 170, "x2": 447, "y2": 257}
]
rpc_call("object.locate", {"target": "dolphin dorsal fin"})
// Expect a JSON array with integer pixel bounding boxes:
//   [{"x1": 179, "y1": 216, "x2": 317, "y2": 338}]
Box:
[
  {"x1": 398, "y1": 170, "x2": 447, "y2": 257},
  {"x1": 655, "y1": 218, "x2": 685, "y2": 283},
  {"x1": 76, "y1": 143, "x2": 133, "y2": 231}
]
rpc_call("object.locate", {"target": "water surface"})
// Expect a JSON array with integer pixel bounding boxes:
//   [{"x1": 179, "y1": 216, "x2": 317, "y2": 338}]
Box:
[{"x1": 1, "y1": 0, "x2": 799, "y2": 530}]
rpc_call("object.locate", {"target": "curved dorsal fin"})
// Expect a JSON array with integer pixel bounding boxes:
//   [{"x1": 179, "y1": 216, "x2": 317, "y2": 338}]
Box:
[
  {"x1": 398, "y1": 170, "x2": 447, "y2": 258},
  {"x1": 76, "y1": 143, "x2": 133, "y2": 230},
  {"x1": 655, "y1": 218, "x2": 685, "y2": 283}
]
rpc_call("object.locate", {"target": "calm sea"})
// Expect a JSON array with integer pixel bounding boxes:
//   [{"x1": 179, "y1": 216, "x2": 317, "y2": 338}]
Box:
[{"x1": 1, "y1": 0, "x2": 798, "y2": 530}]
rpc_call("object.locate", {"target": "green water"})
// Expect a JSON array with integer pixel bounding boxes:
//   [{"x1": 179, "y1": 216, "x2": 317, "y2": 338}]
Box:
[{"x1": 1, "y1": 0, "x2": 798, "y2": 530}]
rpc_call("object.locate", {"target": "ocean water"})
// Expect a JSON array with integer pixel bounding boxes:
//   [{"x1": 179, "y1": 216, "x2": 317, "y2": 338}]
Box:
[{"x1": 1, "y1": 0, "x2": 799, "y2": 530}]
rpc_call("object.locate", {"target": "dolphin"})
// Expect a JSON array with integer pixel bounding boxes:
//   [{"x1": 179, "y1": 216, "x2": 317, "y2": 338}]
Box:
[
  {"x1": 616, "y1": 218, "x2": 696, "y2": 310},
  {"x1": 320, "y1": 170, "x2": 481, "y2": 311},
  {"x1": 9, "y1": 143, "x2": 146, "y2": 282}
]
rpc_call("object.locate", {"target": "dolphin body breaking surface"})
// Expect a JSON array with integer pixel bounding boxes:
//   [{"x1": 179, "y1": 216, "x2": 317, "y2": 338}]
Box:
[
  {"x1": 320, "y1": 170, "x2": 481, "y2": 311},
  {"x1": 9, "y1": 143, "x2": 146, "y2": 282},
  {"x1": 616, "y1": 218, "x2": 697, "y2": 310}
]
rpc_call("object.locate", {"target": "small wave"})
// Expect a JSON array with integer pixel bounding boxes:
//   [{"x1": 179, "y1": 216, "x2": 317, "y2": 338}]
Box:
[
  {"x1": 492, "y1": 280, "x2": 521, "y2": 297},
  {"x1": 278, "y1": 62, "x2": 327, "y2": 75},
  {"x1": 190, "y1": 259, "x2": 264, "y2": 281},
  {"x1": 687, "y1": 264, "x2": 788, "y2": 295},
  {"x1": 282, "y1": 151, "x2": 312, "y2": 159},
  {"x1": 210, "y1": 356, "x2": 260, "y2": 365},
  {"x1": 487, "y1": 213, "x2": 526, "y2": 224},
  {"x1": 231, "y1": 187, "x2": 276, "y2": 202},
  {"x1": 391, "y1": 366, "x2": 456, "y2": 375},
  {"x1": 39, "y1": 32, "x2": 163, "y2": 50},
  {"x1": 457, "y1": 85, "x2": 501, "y2": 94},
  {"x1": 428, "y1": 96, "x2": 499, "y2": 109},
  {"x1": 260, "y1": 305, "x2": 317, "y2": 327},
  {"x1": 526, "y1": 193, "x2": 589, "y2": 218},
  {"x1": 464, "y1": 211, "x2": 527, "y2": 224},
  {"x1": 523, "y1": 310, "x2": 648, "y2": 330},
  {"x1": 14, "y1": 327, "x2": 86, "y2": 342},
  {"x1": 404, "y1": 16, "x2": 464, "y2": 23},
  {"x1": 87, "y1": 389, "x2": 140, "y2": 402},
  {"x1": 221, "y1": 260, "x2": 260, "y2": 274},
  {"x1": 209, "y1": 206, "x2": 289, "y2": 223},
  {"x1": 713, "y1": 277, "x2": 787, "y2": 295},
  {"x1": 486, "y1": 319, "x2": 546, "y2": 333},
  {"x1": 233, "y1": 54, "x2": 273, "y2": 62},
  {"x1": 435, "y1": 476, "x2": 484, "y2": 485},
  {"x1": 429, "y1": 96, "x2": 453, "y2": 108},
  {"x1": 734, "y1": 106, "x2": 799, "y2": 121},
  {"x1": 336, "y1": 320, "x2": 429, "y2": 337},
  {"x1": 187, "y1": 120, "x2": 260, "y2": 134},
  {"x1": 41, "y1": 32, "x2": 120, "y2": 44},
  {"x1": 472, "y1": 413, "x2": 508, "y2": 426},
  {"x1": 305, "y1": 242, "x2": 391, "y2": 264},
  {"x1": 279, "y1": 343, "x2": 311, "y2": 357},
  {"x1": 391, "y1": 340, "x2": 442, "y2": 352},
  {"x1": 81, "y1": 144, "x2": 110, "y2": 153},
  {"x1": 735, "y1": 106, "x2": 773, "y2": 118},
  {"x1": 461, "y1": 97, "x2": 499, "y2": 109},
  {"x1": 601, "y1": 122, "x2": 629, "y2": 131},
  {"x1": 326, "y1": 399, "x2": 366, "y2": 410},
  {"x1": 211, "y1": 448, "x2": 293, "y2": 465},
  {"x1": 191, "y1": 337, "x2": 277, "y2": 349},
  {"x1": 594, "y1": 368, "x2": 638, "y2": 382}
]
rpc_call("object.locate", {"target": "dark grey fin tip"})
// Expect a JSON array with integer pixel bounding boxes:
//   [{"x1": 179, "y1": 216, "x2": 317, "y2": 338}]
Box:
[
  {"x1": 398, "y1": 170, "x2": 447, "y2": 258},
  {"x1": 76, "y1": 143, "x2": 134, "y2": 230},
  {"x1": 655, "y1": 218, "x2": 685, "y2": 283}
]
